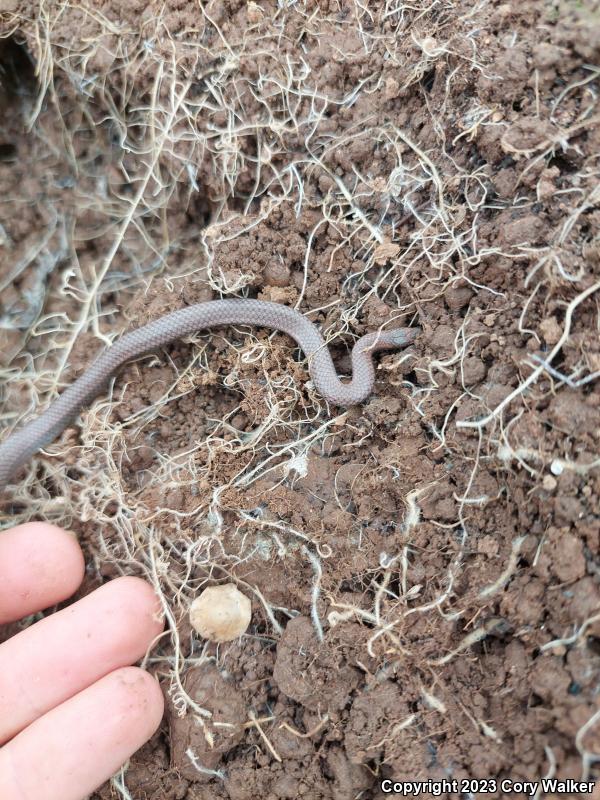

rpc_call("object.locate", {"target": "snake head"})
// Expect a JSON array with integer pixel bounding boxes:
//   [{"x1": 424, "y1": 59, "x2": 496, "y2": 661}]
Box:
[{"x1": 390, "y1": 327, "x2": 420, "y2": 347}]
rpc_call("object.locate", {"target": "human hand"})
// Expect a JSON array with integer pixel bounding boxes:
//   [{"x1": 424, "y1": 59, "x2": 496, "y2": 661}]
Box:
[{"x1": 0, "y1": 522, "x2": 165, "y2": 800}]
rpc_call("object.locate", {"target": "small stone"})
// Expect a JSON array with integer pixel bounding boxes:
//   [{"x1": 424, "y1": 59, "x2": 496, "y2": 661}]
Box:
[
  {"x1": 190, "y1": 584, "x2": 251, "y2": 643},
  {"x1": 420, "y1": 37, "x2": 439, "y2": 57}
]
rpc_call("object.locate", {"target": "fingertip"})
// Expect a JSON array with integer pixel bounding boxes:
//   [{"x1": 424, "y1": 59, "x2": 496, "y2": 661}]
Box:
[
  {"x1": 112, "y1": 666, "x2": 165, "y2": 739},
  {"x1": 30, "y1": 523, "x2": 85, "y2": 580},
  {"x1": 0, "y1": 667, "x2": 165, "y2": 800},
  {"x1": 0, "y1": 576, "x2": 165, "y2": 742},
  {"x1": 0, "y1": 522, "x2": 84, "y2": 624},
  {"x1": 107, "y1": 576, "x2": 165, "y2": 638}
]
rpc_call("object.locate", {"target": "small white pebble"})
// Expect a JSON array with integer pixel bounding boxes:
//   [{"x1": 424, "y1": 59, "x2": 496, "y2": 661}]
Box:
[
  {"x1": 550, "y1": 459, "x2": 564, "y2": 476},
  {"x1": 190, "y1": 584, "x2": 251, "y2": 643},
  {"x1": 420, "y1": 36, "x2": 439, "y2": 57}
]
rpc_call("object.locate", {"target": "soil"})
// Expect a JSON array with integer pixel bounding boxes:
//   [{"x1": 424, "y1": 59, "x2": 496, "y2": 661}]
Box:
[{"x1": 1, "y1": 1, "x2": 600, "y2": 799}]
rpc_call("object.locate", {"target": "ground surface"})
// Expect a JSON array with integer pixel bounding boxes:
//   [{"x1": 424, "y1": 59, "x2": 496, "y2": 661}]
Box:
[{"x1": 1, "y1": 1, "x2": 600, "y2": 798}]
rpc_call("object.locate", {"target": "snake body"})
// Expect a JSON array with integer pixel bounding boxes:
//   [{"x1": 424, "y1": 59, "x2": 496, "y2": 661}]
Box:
[{"x1": 0, "y1": 299, "x2": 418, "y2": 491}]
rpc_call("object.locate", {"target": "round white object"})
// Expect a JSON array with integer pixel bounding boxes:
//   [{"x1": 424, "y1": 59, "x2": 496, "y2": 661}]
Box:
[
  {"x1": 189, "y1": 584, "x2": 251, "y2": 643},
  {"x1": 550, "y1": 459, "x2": 564, "y2": 476}
]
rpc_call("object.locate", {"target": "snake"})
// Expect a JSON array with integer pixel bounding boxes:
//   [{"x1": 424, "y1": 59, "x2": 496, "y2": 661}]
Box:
[{"x1": 0, "y1": 299, "x2": 418, "y2": 491}]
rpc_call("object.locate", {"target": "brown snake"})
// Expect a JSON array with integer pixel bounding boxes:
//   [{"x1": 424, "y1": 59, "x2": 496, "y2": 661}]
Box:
[{"x1": 0, "y1": 299, "x2": 418, "y2": 491}]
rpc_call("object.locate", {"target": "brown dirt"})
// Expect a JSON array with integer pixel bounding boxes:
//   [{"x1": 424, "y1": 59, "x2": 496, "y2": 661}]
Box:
[{"x1": 1, "y1": 1, "x2": 600, "y2": 799}]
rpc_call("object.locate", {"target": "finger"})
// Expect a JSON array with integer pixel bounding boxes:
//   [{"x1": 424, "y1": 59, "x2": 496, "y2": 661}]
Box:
[
  {"x1": 0, "y1": 666, "x2": 164, "y2": 800},
  {"x1": 0, "y1": 522, "x2": 84, "y2": 624},
  {"x1": 0, "y1": 576, "x2": 164, "y2": 743}
]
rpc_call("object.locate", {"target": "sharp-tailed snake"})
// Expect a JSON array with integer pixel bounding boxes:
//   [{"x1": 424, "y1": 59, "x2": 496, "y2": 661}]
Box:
[{"x1": 0, "y1": 299, "x2": 418, "y2": 491}]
